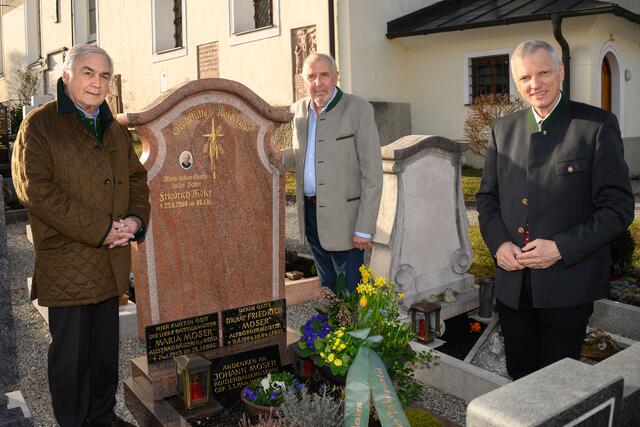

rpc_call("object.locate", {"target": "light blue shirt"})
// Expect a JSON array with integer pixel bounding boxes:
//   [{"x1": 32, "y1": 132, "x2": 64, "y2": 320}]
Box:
[
  {"x1": 303, "y1": 88, "x2": 370, "y2": 239},
  {"x1": 74, "y1": 103, "x2": 100, "y2": 126},
  {"x1": 303, "y1": 88, "x2": 337, "y2": 196}
]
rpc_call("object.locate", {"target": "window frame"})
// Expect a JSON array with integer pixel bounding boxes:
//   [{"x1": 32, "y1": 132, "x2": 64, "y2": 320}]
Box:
[
  {"x1": 25, "y1": 0, "x2": 42, "y2": 65},
  {"x1": 228, "y1": 0, "x2": 280, "y2": 46},
  {"x1": 72, "y1": 0, "x2": 98, "y2": 45},
  {"x1": 87, "y1": 0, "x2": 97, "y2": 43},
  {"x1": 463, "y1": 48, "x2": 516, "y2": 105},
  {"x1": 152, "y1": 0, "x2": 188, "y2": 62}
]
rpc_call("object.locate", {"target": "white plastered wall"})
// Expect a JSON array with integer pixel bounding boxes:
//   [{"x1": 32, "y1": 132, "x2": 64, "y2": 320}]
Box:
[{"x1": 0, "y1": 2, "x2": 27, "y2": 103}]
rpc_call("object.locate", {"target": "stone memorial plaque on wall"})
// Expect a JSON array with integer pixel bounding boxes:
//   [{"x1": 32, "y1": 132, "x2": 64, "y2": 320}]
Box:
[
  {"x1": 210, "y1": 345, "x2": 281, "y2": 396},
  {"x1": 145, "y1": 312, "x2": 219, "y2": 362},
  {"x1": 291, "y1": 25, "x2": 316, "y2": 101},
  {"x1": 197, "y1": 42, "x2": 219, "y2": 79},
  {"x1": 222, "y1": 299, "x2": 285, "y2": 346}
]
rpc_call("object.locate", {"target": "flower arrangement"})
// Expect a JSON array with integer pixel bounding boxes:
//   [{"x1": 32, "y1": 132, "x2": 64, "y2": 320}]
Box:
[
  {"x1": 297, "y1": 265, "x2": 436, "y2": 404},
  {"x1": 241, "y1": 372, "x2": 304, "y2": 408}
]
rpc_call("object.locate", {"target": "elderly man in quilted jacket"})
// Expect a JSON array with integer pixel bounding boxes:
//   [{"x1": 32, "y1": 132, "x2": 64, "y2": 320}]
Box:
[{"x1": 12, "y1": 45, "x2": 150, "y2": 427}]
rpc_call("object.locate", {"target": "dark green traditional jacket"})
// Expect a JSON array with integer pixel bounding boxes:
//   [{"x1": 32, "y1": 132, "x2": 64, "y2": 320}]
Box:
[{"x1": 477, "y1": 94, "x2": 634, "y2": 309}]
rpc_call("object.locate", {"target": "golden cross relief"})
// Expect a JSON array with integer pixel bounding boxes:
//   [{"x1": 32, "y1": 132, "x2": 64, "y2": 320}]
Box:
[{"x1": 202, "y1": 116, "x2": 225, "y2": 178}]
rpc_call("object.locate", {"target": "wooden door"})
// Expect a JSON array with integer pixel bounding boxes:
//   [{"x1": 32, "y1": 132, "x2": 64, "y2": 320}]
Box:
[{"x1": 601, "y1": 57, "x2": 612, "y2": 112}]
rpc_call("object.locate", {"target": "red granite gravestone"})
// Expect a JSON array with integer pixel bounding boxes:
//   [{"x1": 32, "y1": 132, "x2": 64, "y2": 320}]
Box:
[
  {"x1": 120, "y1": 78, "x2": 290, "y2": 338},
  {"x1": 119, "y1": 80, "x2": 292, "y2": 422}
]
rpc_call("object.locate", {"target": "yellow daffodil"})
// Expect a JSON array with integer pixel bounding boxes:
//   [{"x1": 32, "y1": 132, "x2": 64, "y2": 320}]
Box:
[
  {"x1": 374, "y1": 276, "x2": 386, "y2": 287},
  {"x1": 359, "y1": 265, "x2": 370, "y2": 282},
  {"x1": 359, "y1": 295, "x2": 368, "y2": 308},
  {"x1": 327, "y1": 353, "x2": 335, "y2": 362},
  {"x1": 334, "y1": 359, "x2": 343, "y2": 366},
  {"x1": 398, "y1": 292, "x2": 405, "y2": 299}
]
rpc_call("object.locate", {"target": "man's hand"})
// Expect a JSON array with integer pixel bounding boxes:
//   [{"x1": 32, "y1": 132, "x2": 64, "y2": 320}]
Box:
[
  {"x1": 352, "y1": 235, "x2": 372, "y2": 250},
  {"x1": 496, "y1": 241, "x2": 525, "y2": 272},
  {"x1": 102, "y1": 217, "x2": 140, "y2": 248},
  {"x1": 516, "y1": 239, "x2": 561, "y2": 269}
]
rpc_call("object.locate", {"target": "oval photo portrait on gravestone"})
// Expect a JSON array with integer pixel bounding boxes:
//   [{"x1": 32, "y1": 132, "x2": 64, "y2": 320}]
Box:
[{"x1": 180, "y1": 151, "x2": 193, "y2": 170}]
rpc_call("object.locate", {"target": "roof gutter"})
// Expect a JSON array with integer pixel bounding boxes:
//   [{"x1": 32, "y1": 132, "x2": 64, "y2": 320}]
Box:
[{"x1": 551, "y1": 14, "x2": 570, "y2": 98}]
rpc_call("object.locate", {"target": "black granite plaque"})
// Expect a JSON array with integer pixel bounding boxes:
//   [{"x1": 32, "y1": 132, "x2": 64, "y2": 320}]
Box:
[
  {"x1": 222, "y1": 299, "x2": 286, "y2": 346},
  {"x1": 145, "y1": 313, "x2": 219, "y2": 362},
  {"x1": 210, "y1": 345, "x2": 281, "y2": 396}
]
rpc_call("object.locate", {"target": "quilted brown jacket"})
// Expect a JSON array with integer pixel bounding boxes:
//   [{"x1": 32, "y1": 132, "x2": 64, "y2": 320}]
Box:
[{"x1": 11, "y1": 79, "x2": 150, "y2": 307}]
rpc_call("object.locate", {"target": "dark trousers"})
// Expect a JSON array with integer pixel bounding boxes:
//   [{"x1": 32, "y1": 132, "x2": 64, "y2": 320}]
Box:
[
  {"x1": 48, "y1": 296, "x2": 119, "y2": 427},
  {"x1": 304, "y1": 199, "x2": 364, "y2": 293},
  {"x1": 497, "y1": 271, "x2": 593, "y2": 380}
]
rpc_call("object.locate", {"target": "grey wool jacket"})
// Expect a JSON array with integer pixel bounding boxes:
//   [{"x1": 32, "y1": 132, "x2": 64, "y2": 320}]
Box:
[{"x1": 283, "y1": 88, "x2": 383, "y2": 251}]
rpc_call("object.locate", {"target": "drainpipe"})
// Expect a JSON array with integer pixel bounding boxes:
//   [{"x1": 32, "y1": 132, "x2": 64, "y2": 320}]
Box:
[
  {"x1": 328, "y1": 0, "x2": 335, "y2": 58},
  {"x1": 70, "y1": 0, "x2": 75, "y2": 48},
  {"x1": 551, "y1": 14, "x2": 570, "y2": 98}
]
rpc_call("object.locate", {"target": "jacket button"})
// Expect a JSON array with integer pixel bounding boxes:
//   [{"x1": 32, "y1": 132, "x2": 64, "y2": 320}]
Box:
[
  {"x1": 522, "y1": 198, "x2": 528, "y2": 206},
  {"x1": 543, "y1": 130, "x2": 547, "y2": 135},
  {"x1": 517, "y1": 227, "x2": 525, "y2": 234},
  {"x1": 567, "y1": 165, "x2": 575, "y2": 173},
  {"x1": 104, "y1": 179, "x2": 111, "y2": 185}
]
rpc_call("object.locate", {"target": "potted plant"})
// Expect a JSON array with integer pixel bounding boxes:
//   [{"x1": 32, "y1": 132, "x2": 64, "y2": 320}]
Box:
[{"x1": 240, "y1": 372, "x2": 304, "y2": 416}]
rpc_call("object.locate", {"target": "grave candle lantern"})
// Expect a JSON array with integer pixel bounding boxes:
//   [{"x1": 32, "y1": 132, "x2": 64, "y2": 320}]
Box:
[
  {"x1": 175, "y1": 354, "x2": 211, "y2": 409},
  {"x1": 409, "y1": 300, "x2": 441, "y2": 343}
]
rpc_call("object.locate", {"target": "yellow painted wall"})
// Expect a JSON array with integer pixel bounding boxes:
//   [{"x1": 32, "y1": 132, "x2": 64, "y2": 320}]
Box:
[{"x1": 97, "y1": 0, "x2": 330, "y2": 111}]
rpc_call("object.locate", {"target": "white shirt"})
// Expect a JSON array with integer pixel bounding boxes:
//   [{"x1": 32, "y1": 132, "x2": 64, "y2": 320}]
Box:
[{"x1": 532, "y1": 92, "x2": 562, "y2": 131}]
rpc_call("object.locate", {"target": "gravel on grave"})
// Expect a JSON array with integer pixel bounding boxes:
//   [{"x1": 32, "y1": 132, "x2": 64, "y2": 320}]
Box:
[{"x1": 8, "y1": 219, "x2": 469, "y2": 426}]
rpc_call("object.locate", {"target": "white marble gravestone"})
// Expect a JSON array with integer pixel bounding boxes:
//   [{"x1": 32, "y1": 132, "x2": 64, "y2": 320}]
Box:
[{"x1": 370, "y1": 135, "x2": 477, "y2": 320}]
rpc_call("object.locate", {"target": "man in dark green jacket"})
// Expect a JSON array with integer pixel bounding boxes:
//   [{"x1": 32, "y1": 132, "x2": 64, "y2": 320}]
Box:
[
  {"x1": 477, "y1": 40, "x2": 633, "y2": 380},
  {"x1": 12, "y1": 45, "x2": 150, "y2": 426}
]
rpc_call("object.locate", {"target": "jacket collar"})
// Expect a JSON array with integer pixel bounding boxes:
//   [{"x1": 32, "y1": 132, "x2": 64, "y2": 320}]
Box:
[
  {"x1": 56, "y1": 77, "x2": 114, "y2": 129},
  {"x1": 325, "y1": 87, "x2": 343, "y2": 113},
  {"x1": 527, "y1": 91, "x2": 569, "y2": 133}
]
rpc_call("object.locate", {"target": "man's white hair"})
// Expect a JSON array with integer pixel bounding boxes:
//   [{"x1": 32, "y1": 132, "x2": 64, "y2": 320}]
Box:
[
  {"x1": 63, "y1": 44, "x2": 113, "y2": 76},
  {"x1": 511, "y1": 40, "x2": 561, "y2": 73},
  {"x1": 302, "y1": 53, "x2": 338, "y2": 77}
]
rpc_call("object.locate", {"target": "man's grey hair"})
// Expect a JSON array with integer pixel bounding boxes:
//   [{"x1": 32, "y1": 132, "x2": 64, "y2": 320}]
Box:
[
  {"x1": 62, "y1": 44, "x2": 113, "y2": 76},
  {"x1": 302, "y1": 53, "x2": 338, "y2": 77},
  {"x1": 511, "y1": 40, "x2": 561, "y2": 72}
]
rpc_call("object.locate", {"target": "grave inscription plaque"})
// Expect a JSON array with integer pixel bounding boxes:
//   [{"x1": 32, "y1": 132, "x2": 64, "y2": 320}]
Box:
[
  {"x1": 210, "y1": 345, "x2": 281, "y2": 396},
  {"x1": 222, "y1": 299, "x2": 286, "y2": 346},
  {"x1": 145, "y1": 312, "x2": 219, "y2": 362}
]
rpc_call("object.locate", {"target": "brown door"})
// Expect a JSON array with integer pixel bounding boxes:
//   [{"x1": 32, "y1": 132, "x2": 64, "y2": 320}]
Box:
[{"x1": 601, "y1": 57, "x2": 612, "y2": 112}]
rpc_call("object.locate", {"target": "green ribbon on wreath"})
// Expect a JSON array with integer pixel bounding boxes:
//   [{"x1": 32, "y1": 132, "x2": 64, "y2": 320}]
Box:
[{"x1": 343, "y1": 329, "x2": 410, "y2": 427}]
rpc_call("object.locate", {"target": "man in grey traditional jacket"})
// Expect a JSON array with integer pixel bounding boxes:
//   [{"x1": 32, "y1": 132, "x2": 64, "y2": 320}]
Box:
[{"x1": 283, "y1": 53, "x2": 382, "y2": 293}]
